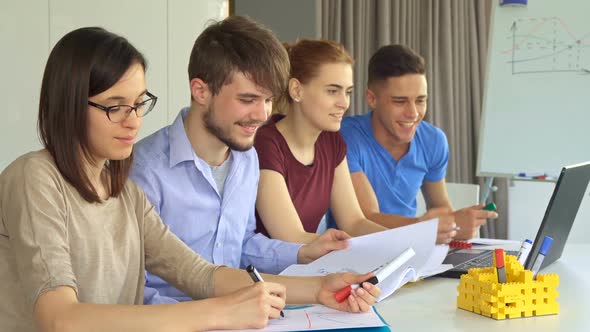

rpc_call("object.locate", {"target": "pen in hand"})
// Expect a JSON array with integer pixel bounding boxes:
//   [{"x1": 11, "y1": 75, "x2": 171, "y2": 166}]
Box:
[
  {"x1": 246, "y1": 265, "x2": 284, "y2": 318},
  {"x1": 483, "y1": 202, "x2": 497, "y2": 211}
]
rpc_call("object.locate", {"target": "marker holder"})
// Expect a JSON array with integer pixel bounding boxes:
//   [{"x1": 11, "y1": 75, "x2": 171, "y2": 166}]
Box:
[{"x1": 456, "y1": 255, "x2": 559, "y2": 320}]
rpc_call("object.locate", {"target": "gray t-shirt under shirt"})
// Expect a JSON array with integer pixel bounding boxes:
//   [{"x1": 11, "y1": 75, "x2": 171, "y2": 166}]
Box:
[{"x1": 210, "y1": 154, "x2": 233, "y2": 197}]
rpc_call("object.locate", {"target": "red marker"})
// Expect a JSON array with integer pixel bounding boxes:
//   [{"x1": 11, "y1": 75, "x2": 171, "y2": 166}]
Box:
[
  {"x1": 495, "y1": 248, "x2": 507, "y2": 283},
  {"x1": 334, "y1": 248, "x2": 415, "y2": 303},
  {"x1": 335, "y1": 276, "x2": 378, "y2": 303}
]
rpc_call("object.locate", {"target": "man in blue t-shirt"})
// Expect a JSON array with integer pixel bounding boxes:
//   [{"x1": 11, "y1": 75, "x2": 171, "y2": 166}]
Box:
[{"x1": 340, "y1": 45, "x2": 497, "y2": 243}]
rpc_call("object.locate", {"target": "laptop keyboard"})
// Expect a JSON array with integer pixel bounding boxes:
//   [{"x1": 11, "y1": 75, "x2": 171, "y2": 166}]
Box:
[{"x1": 455, "y1": 250, "x2": 518, "y2": 270}]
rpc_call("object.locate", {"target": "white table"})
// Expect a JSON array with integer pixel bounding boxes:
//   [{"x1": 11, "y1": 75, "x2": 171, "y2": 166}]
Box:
[{"x1": 376, "y1": 243, "x2": 590, "y2": 331}]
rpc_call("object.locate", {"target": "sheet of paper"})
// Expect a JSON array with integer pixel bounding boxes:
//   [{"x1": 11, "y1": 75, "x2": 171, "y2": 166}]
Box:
[
  {"x1": 467, "y1": 238, "x2": 520, "y2": 246},
  {"x1": 208, "y1": 305, "x2": 387, "y2": 332},
  {"x1": 280, "y1": 219, "x2": 448, "y2": 301},
  {"x1": 419, "y1": 263, "x2": 454, "y2": 278},
  {"x1": 468, "y1": 238, "x2": 521, "y2": 250},
  {"x1": 417, "y1": 245, "x2": 451, "y2": 277}
]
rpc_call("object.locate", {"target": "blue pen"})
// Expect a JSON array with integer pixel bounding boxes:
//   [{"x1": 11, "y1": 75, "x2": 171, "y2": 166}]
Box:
[{"x1": 531, "y1": 236, "x2": 553, "y2": 279}]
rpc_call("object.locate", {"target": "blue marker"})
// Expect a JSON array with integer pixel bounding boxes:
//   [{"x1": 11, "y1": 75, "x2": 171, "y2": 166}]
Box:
[
  {"x1": 516, "y1": 239, "x2": 533, "y2": 266},
  {"x1": 517, "y1": 172, "x2": 545, "y2": 178},
  {"x1": 531, "y1": 236, "x2": 553, "y2": 280}
]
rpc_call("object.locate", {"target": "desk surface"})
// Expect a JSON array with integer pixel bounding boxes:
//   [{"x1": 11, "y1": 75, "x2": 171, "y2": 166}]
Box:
[{"x1": 376, "y1": 243, "x2": 590, "y2": 332}]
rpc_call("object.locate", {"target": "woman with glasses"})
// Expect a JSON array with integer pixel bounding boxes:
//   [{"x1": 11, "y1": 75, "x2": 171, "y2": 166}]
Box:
[{"x1": 0, "y1": 28, "x2": 380, "y2": 332}]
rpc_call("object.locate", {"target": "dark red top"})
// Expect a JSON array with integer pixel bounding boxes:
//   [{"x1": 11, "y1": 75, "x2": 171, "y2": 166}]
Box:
[{"x1": 254, "y1": 114, "x2": 347, "y2": 237}]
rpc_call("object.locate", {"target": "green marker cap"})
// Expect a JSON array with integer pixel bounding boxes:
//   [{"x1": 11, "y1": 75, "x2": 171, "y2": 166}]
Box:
[{"x1": 483, "y1": 202, "x2": 497, "y2": 211}]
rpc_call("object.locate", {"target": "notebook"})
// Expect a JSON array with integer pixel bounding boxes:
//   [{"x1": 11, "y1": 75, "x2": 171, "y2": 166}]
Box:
[
  {"x1": 209, "y1": 305, "x2": 390, "y2": 332},
  {"x1": 439, "y1": 161, "x2": 590, "y2": 278},
  {"x1": 280, "y1": 219, "x2": 451, "y2": 301}
]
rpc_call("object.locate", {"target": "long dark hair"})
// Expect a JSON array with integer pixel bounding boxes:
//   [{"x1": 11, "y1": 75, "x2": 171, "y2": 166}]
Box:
[{"x1": 38, "y1": 27, "x2": 146, "y2": 203}]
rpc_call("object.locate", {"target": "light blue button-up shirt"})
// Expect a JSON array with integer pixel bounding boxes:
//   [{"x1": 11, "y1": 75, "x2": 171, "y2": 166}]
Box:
[{"x1": 131, "y1": 108, "x2": 302, "y2": 304}]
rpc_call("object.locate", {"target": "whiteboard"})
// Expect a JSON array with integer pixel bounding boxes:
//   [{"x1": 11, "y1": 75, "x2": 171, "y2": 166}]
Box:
[{"x1": 477, "y1": 0, "x2": 590, "y2": 178}]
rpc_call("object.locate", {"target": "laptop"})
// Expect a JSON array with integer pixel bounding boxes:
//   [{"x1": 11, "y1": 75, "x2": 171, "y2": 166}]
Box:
[{"x1": 439, "y1": 161, "x2": 590, "y2": 278}]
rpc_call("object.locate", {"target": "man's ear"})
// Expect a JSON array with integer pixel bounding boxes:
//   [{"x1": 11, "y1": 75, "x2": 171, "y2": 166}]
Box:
[
  {"x1": 288, "y1": 78, "x2": 302, "y2": 102},
  {"x1": 190, "y1": 78, "x2": 210, "y2": 105},
  {"x1": 366, "y1": 88, "x2": 378, "y2": 109}
]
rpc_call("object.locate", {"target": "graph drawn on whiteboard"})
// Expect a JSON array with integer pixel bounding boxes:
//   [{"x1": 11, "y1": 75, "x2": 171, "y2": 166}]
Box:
[{"x1": 501, "y1": 17, "x2": 590, "y2": 74}]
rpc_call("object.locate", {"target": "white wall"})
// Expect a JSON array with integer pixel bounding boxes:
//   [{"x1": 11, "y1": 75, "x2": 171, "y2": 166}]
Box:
[
  {"x1": 508, "y1": 180, "x2": 590, "y2": 244},
  {"x1": 0, "y1": 0, "x2": 226, "y2": 171}
]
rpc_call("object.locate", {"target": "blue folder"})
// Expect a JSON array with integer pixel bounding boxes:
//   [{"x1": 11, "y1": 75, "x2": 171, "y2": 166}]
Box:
[{"x1": 286, "y1": 305, "x2": 392, "y2": 332}]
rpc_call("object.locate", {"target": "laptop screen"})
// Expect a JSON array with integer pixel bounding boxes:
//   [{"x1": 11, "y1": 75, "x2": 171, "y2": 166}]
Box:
[{"x1": 524, "y1": 161, "x2": 590, "y2": 270}]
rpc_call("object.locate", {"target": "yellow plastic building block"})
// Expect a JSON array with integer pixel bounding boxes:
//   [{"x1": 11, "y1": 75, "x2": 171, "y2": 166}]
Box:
[{"x1": 456, "y1": 254, "x2": 559, "y2": 320}]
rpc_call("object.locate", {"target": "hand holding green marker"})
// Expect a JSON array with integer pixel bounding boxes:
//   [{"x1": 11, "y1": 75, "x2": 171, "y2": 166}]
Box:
[{"x1": 483, "y1": 202, "x2": 497, "y2": 211}]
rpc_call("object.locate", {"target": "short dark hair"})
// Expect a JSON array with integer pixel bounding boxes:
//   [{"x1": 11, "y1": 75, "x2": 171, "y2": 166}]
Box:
[
  {"x1": 38, "y1": 27, "x2": 146, "y2": 203},
  {"x1": 367, "y1": 45, "x2": 426, "y2": 87},
  {"x1": 187, "y1": 15, "x2": 289, "y2": 97}
]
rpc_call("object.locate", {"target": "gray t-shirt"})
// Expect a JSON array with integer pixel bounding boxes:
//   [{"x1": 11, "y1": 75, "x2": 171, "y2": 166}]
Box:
[
  {"x1": 0, "y1": 150, "x2": 220, "y2": 332},
  {"x1": 210, "y1": 154, "x2": 233, "y2": 197}
]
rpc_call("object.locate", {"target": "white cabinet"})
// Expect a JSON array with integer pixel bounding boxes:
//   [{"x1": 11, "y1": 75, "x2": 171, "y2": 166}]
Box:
[
  {"x1": 0, "y1": 0, "x2": 226, "y2": 171},
  {"x1": 0, "y1": 1, "x2": 49, "y2": 170}
]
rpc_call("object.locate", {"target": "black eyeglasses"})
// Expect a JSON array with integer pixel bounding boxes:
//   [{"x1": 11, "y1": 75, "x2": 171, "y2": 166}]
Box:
[{"x1": 88, "y1": 91, "x2": 158, "y2": 123}]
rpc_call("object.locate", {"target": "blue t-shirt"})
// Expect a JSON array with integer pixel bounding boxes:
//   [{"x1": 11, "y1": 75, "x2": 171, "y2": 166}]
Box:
[{"x1": 339, "y1": 111, "x2": 448, "y2": 218}]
